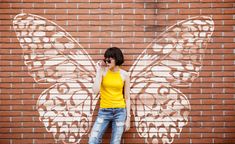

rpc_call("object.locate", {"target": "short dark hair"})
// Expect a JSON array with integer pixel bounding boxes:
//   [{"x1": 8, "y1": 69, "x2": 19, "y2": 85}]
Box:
[{"x1": 104, "y1": 47, "x2": 124, "y2": 66}]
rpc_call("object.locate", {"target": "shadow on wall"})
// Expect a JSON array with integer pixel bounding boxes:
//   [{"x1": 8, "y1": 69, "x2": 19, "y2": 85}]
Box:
[{"x1": 13, "y1": 13, "x2": 214, "y2": 144}]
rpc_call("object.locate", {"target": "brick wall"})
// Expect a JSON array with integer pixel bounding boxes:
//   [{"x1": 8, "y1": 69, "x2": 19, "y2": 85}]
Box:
[{"x1": 0, "y1": 0, "x2": 234, "y2": 144}]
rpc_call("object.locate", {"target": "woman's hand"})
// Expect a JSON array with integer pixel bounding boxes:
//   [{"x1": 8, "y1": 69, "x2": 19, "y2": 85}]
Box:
[
  {"x1": 96, "y1": 60, "x2": 107, "y2": 72},
  {"x1": 125, "y1": 116, "x2": 131, "y2": 132}
]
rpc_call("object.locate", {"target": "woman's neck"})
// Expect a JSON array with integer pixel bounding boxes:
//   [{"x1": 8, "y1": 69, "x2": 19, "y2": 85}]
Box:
[{"x1": 109, "y1": 66, "x2": 119, "y2": 72}]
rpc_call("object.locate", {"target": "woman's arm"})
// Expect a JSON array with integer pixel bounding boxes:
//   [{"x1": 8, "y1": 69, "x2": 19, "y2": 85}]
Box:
[
  {"x1": 92, "y1": 71, "x2": 102, "y2": 94},
  {"x1": 125, "y1": 74, "x2": 131, "y2": 117},
  {"x1": 92, "y1": 61, "x2": 104, "y2": 94},
  {"x1": 124, "y1": 73, "x2": 131, "y2": 131}
]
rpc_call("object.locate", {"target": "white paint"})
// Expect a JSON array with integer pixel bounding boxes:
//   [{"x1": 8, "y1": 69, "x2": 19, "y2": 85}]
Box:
[
  {"x1": 46, "y1": 26, "x2": 55, "y2": 31},
  {"x1": 152, "y1": 43, "x2": 163, "y2": 52},
  {"x1": 34, "y1": 31, "x2": 45, "y2": 37},
  {"x1": 65, "y1": 43, "x2": 74, "y2": 49},
  {"x1": 163, "y1": 44, "x2": 173, "y2": 54}
]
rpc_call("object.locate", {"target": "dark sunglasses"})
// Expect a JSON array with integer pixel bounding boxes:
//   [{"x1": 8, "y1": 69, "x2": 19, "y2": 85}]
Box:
[{"x1": 103, "y1": 58, "x2": 112, "y2": 63}]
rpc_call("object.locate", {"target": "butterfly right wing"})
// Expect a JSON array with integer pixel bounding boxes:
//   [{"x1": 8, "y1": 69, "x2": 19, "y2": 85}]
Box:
[
  {"x1": 13, "y1": 13, "x2": 98, "y2": 143},
  {"x1": 129, "y1": 16, "x2": 214, "y2": 143}
]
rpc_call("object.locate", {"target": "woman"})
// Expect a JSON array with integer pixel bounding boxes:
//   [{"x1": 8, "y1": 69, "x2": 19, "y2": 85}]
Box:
[{"x1": 89, "y1": 47, "x2": 131, "y2": 144}]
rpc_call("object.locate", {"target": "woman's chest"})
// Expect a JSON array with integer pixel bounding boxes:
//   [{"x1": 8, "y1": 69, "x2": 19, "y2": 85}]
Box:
[{"x1": 102, "y1": 72, "x2": 124, "y2": 89}]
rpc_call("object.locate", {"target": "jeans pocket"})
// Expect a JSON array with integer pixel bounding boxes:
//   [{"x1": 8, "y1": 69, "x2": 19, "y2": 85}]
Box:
[
  {"x1": 116, "y1": 108, "x2": 126, "y2": 113},
  {"x1": 114, "y1": 108, "x2": 126, "y2": 121},
  {"x1": 98, "y1": 108, "x2": 112, "y2": 117}
]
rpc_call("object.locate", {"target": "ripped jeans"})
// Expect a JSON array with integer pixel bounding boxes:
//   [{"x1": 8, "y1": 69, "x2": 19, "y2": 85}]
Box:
[{"x1": 88, "y1": 108, "x2": 126, "y2": 144}]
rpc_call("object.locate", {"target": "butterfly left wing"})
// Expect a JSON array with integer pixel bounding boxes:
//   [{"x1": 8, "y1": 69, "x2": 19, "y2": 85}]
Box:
[
  {"x1": 37, "y1": 79, "x2": 96, "y2": 143},
  {"x1": 129, "y1": 16, "x2": 214, "y2": 143},
  {"x1": 13, "y1": 13, "x2": 98, "y2": 143}
]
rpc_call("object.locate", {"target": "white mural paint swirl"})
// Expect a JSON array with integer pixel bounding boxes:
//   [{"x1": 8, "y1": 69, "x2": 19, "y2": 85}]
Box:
[{"x1": 13, "y1": 13, "x2": 214, "y2": 143}]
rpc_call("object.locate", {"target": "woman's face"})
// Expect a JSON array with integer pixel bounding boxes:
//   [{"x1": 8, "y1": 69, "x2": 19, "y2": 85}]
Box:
[{"x1": 104, "y1": 57, "x2": 116, "y2": 69}]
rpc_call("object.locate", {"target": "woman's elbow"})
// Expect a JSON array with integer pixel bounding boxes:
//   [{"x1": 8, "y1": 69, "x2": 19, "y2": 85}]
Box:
[
  {"x1": 125, "y1": 95, "x2": 130, "y2": 101},
  {"x1": 92, "y1": 87, "x2": 99, "y2": 94}
]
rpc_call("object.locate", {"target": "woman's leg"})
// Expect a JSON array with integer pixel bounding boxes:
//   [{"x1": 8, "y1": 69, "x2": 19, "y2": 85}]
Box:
[
  {"x1": 88, "y1": 109, "x2": 112, "y2": 144},
  {"x1": 110, "y1": 108, "x2": 127, "y2": 144}
]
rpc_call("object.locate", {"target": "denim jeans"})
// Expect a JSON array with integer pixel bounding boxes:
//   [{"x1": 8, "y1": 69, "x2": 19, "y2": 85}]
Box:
[{"x1": 88, "y1": 108, "x2": 127, "y2": 144}]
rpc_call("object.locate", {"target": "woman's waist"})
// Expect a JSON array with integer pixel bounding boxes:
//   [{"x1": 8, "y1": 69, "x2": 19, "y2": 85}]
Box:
[
  {"x1": 100, "y1": 95, "x2": 125, "y2": 101},
  {"x1": 100, "y1": 98, "x2": 126, "y2": 108}
]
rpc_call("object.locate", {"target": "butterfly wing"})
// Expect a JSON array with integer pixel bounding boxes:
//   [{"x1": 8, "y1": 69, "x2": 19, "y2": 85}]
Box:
[
  {"x1": 13, "y1": 13, "x2": 98, "y2": 143},
  {"x1": 37, "y1": 79, "x2": 95, "y2": 143},
  {"x1": 129, "y1": 16, "x2": 214, "y2": 143}
]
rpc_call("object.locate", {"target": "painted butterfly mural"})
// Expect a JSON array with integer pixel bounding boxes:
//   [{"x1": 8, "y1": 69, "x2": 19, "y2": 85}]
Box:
[{"x1": 13, "y1": 13, "x2": 214, "y2": 144}]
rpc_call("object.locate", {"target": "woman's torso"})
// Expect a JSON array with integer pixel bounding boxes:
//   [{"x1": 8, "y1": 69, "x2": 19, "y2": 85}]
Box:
[{"x1": 100, "y1": 68, "x2": 127, "y2": 108}]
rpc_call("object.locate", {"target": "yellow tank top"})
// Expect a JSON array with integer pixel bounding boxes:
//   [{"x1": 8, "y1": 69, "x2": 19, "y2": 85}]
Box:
[{"x1": 100, "y1": 69, "x2": 126, "y2": 108}]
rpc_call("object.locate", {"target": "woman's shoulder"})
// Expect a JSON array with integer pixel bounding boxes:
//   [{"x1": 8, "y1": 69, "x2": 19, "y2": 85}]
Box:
[
  {"x1": 120, "y1": 69, "x2": 128, "y2": 75},
  {"x1": 102, "y1": 67, "x2": 109, "y2": 76},
  {"x1": 120, "y1": 69, "x2": 129, "y2": 81}
]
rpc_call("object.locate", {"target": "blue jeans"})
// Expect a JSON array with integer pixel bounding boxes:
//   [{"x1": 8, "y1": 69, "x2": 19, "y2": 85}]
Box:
[{"x1": 88, "y1": 108, "x2": 127, "y2": 144}]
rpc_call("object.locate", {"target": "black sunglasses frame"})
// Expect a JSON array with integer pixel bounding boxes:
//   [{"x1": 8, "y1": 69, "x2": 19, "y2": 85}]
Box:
[{"x1": 103, "y1": 58, "x2": 112, "y2": 64}]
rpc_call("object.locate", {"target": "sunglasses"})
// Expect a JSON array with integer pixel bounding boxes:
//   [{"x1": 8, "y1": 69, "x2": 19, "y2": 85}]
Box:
[{"x1": 103, "y1": 58, "x2": 112, "y2": 63}]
